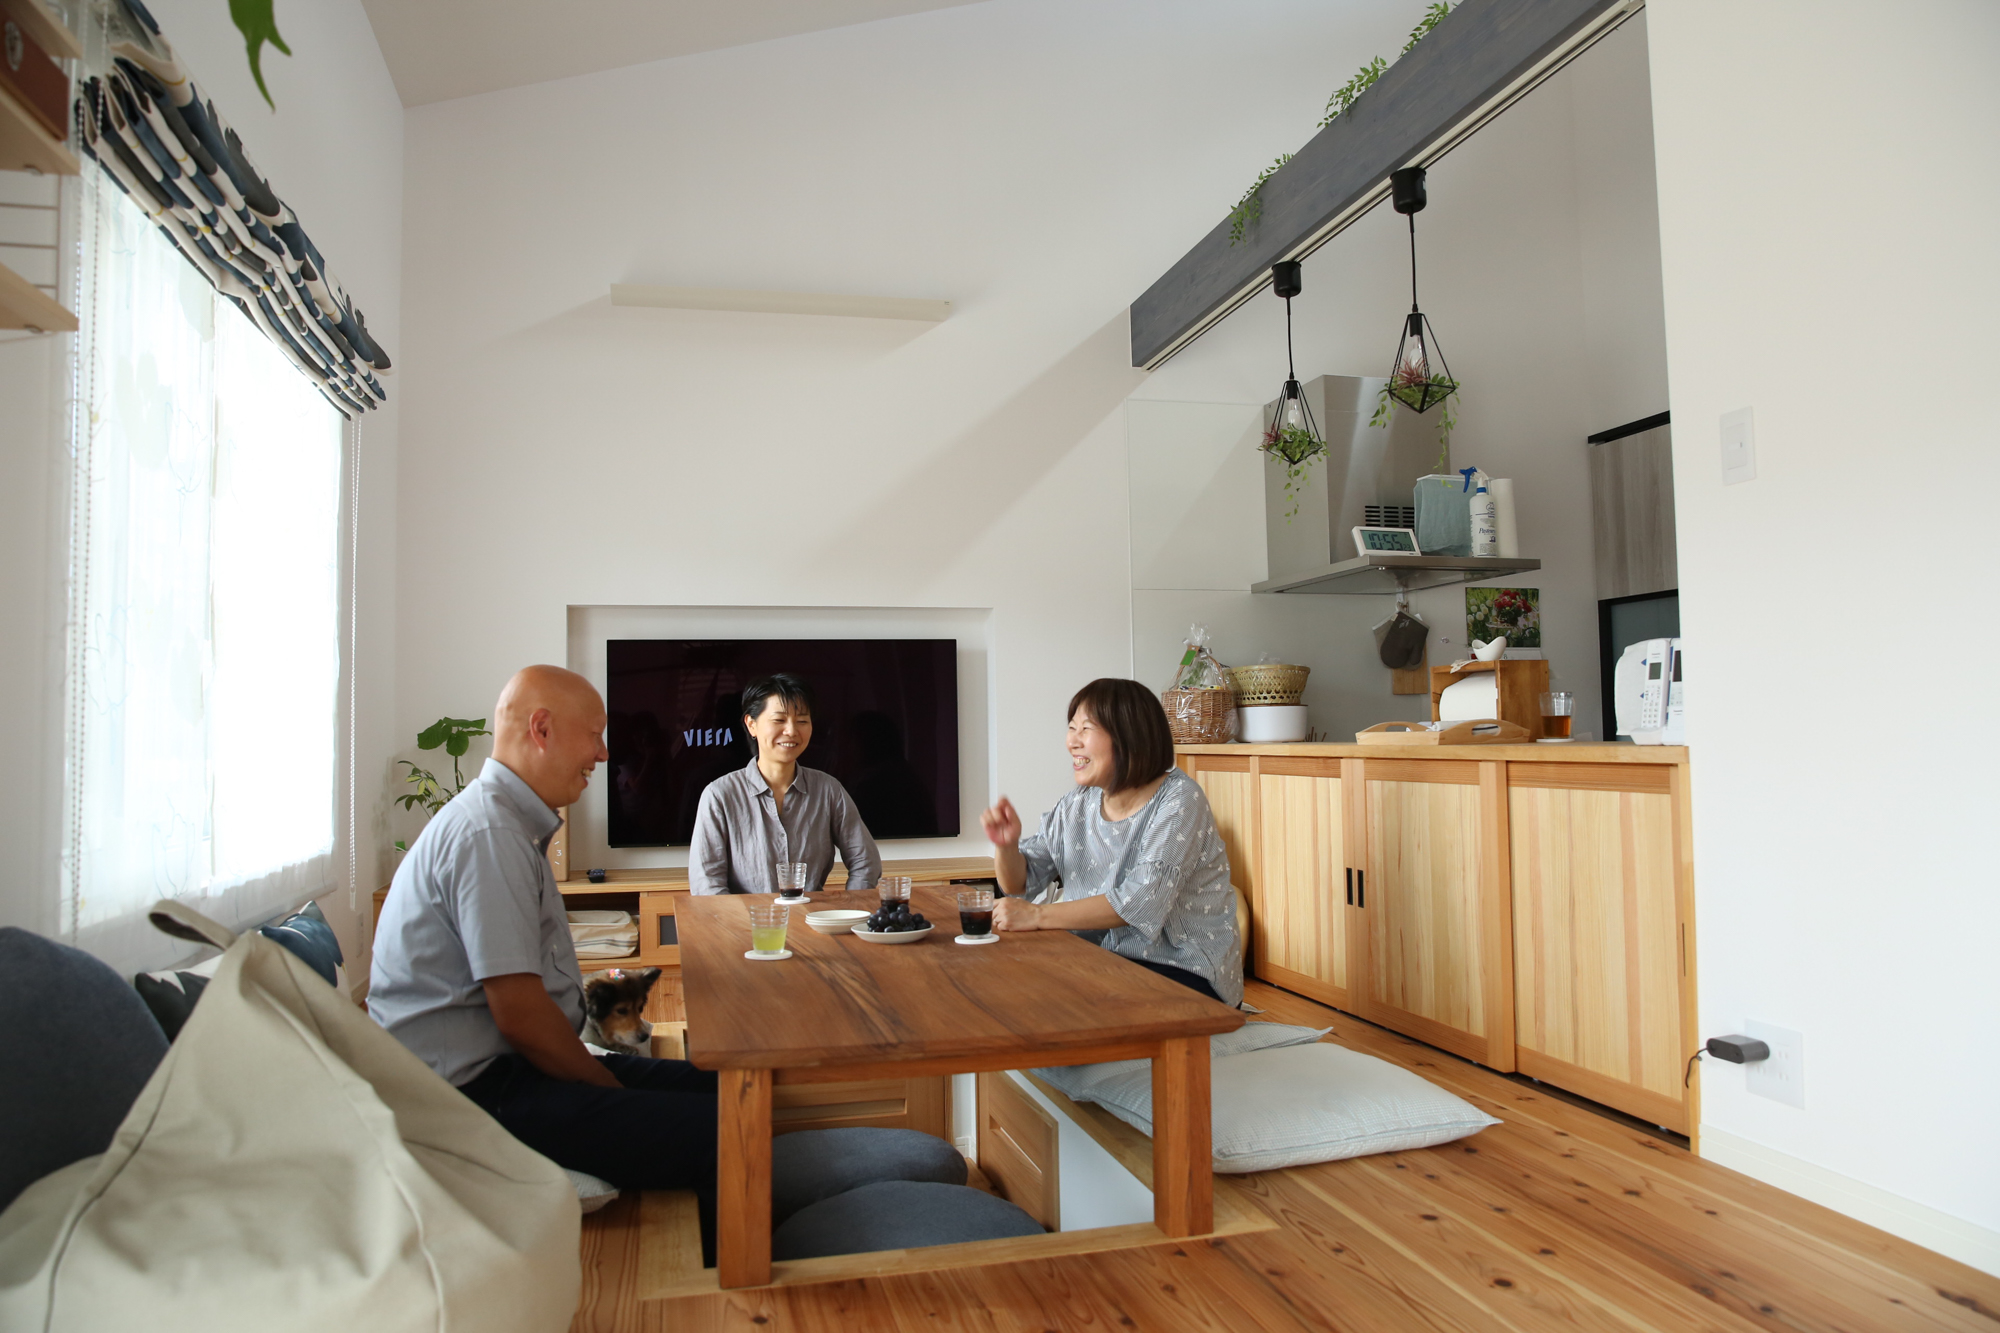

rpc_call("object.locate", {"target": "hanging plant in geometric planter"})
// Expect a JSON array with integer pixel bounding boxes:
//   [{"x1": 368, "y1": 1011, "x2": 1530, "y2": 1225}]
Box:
[
  {"x1": 1259, "y1": 260, "x2": 1328, "y2": 522},
  {"x1": 1370, "y1": 166, "x2": 1460, "y2": 469}
]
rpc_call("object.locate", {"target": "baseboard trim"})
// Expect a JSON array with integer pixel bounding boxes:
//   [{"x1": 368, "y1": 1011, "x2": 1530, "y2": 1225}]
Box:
[{"x1": 1699, "y1": 1125, "x2": 2000, "y2": 1277}]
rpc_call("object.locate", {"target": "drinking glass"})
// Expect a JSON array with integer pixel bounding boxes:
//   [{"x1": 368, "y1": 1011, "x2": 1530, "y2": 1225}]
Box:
[
  {"x1": 775, "y1": 861, "x2": 809, "y2": 903},
  {"x1": 878, "y1": 875, "x2": 912, "y2": 906},
  {"x1": 1539, "y1": 690, "x2": 1575, "y2": 741},
  {"x1": 956, "y1": 889, "x2": 995, "y2": 939},
  {"x1": 748, "y1": 904, "x2": 790, "y2": 957}
]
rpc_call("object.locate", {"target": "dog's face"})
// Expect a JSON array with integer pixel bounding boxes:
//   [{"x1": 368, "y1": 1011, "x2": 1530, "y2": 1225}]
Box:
[{"x1": 582, "y1": 967, "x2": 660, "y2": 1054}]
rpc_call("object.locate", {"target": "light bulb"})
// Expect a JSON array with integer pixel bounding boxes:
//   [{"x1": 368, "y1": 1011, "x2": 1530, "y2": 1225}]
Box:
[{"x1": 1283, "y1": 398, "x2": 1303, "y2": 430}]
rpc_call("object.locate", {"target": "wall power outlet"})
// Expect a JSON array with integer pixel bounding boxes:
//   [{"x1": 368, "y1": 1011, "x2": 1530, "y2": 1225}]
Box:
[{"x1": 1744, "y1": 1020, "x2": 1804, "y2": 1108}]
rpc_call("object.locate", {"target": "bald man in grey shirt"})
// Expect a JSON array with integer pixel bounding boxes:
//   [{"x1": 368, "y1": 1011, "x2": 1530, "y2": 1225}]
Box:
[{"x1": 370, "y1": 666, "x2": 717, "y2": 1193}]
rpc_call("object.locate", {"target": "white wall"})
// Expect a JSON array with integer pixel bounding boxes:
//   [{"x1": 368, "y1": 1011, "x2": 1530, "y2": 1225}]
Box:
[
  {"x1": 395, "y1": 0, "x2": 1431, "y2": 858},
  {"x1": 1130, "y1": 16, "x2": 1669, "y2": 740},
  {"x1": 0, "y1": 0, "x2": 402, "y2": 975},
  {"x1": 1648, "y1": 0, "x2": 2000, "y2": 1272}
]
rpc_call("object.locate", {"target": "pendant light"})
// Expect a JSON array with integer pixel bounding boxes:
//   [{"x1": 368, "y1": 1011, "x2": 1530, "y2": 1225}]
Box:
[
  {"x1": 1265, "y1": 259, "x2": 1320, "y2": 447},
  {"x1": 1385, "y1": 166, "x2": 1456, "y2": 413}
]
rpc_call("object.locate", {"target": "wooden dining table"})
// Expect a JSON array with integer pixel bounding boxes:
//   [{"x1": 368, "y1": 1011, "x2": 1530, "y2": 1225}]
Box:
[{"x1": 677, "y1": 885, "x2": 1245, "y2": 1288}]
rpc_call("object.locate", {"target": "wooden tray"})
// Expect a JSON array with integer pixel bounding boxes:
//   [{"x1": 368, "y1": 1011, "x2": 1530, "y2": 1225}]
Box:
[{"x1": 1356, "y1": 719, "x2": 1532, "y2": 746}]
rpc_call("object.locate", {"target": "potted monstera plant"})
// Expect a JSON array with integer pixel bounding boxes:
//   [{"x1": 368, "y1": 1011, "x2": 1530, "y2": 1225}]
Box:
[{"x1": 392, "y1": 716, "x2": 491, "y2": 852}]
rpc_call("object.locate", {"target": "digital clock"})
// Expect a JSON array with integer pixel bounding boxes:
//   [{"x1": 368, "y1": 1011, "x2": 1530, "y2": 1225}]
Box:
[{"x1": 1351, "y1": 526, "x2": 1422, "y2": 555}]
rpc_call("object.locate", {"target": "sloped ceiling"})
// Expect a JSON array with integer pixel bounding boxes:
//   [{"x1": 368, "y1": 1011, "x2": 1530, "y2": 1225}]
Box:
[{"x1": 363, "y1": 0, "x2": 990, "y2": 106}]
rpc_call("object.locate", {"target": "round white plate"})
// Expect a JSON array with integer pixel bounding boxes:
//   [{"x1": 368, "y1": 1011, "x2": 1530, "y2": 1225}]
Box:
[
  {"x1": 954, "y1": 933, "x2": 998, "y2": 946},
  {"x1": 851, "y1": 925, "x2": 935, "y2": 945},
  {"x1": 805, "y1": 910, "x2": 870, "y2": 935},
  {"x1": 743, "y1": 949, "x2": 793, "y2": 961},
  {"x1": 1534, "y1": 737, "x2": 1575, "y2": 744}
]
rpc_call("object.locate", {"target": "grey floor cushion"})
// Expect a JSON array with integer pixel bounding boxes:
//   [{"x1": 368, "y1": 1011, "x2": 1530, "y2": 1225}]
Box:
[
  {"x1": 772, "y1": 1180, "x2": 1043, "y2": 1260},
  {"x1": 771, "y1": 1127, "x2": 968, "y2": 1225},
  {"x1": 0, "y1": 928, "x2": 169, "y2": 1211}
]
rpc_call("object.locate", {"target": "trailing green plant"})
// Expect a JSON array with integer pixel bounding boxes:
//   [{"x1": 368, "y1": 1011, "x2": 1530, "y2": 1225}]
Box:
[
  {"x1": 1401, "y1": 2, "x2": 1452, "y2": 54},
  {"x1": 1320, "y1": 56, "x2": 1388, "y2": 129},
  {"x1": 1371, "y1": 376, "x2": 1460, "y2": 473},
  {"x1": 392, "y1": 716, "x2": 491, "y2": 851},
  {"x1": 1227, "y1": 154, "x2": 1292, "y2": 246},
  {"x1": 1261, "y1": 422, "x2": 1328, "y2": 521},
  {"x1": 1225, "y1": 3, "x2": 1456, "y2": 245}
]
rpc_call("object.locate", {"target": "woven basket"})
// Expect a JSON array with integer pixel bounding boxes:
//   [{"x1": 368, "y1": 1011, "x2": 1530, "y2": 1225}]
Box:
[
  {"x1": 1162, "y1": 688, "x2": 1235, "y2": 745},
  {"x1": 1225, "y1": 663, "x2": 1310, "y2": 707}
]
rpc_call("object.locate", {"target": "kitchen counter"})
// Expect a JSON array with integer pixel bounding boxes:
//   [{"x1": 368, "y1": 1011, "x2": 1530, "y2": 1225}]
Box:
[{"x1": 1176, "y1": 741, "x2": 1686, "y2": 763}]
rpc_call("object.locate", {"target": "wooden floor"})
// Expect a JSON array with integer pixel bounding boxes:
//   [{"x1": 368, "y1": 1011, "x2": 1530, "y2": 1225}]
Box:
[{"x1": 571, "y1": 980, "x2": 2000, "y2": 1332}]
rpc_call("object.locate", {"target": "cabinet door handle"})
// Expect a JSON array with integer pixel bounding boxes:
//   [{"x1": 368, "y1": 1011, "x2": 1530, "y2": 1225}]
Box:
[
  {"x1": 1357, "y1": 869, "x2": 1365, "y2": 909},
  {"x1": 1345, "y1": 867, "x2": 1354, "y2": 905}
]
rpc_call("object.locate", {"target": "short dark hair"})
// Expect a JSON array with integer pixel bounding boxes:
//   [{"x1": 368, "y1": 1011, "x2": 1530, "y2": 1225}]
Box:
[
  {"x1": 742, "y1": 673, "x2": 815, "y2": 725},
  {"x1": 1066, "y1": 678, "x2": 1175, "y2": 794}
]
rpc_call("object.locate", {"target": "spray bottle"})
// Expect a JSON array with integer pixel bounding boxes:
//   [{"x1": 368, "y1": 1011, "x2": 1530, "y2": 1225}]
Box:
[{"x1": 1469, "y1": 474, "x2": 1498, "y2": 557}]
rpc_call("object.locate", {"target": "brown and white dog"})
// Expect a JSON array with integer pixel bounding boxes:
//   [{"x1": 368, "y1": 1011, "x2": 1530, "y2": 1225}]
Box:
[{"x1": 581, "y1": 967, "x2": 661, "y2": 1056}]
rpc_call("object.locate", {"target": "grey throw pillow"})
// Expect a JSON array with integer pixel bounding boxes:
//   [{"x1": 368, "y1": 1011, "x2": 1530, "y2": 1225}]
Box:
[
  {"x1": 770, "y1": 1127, "x2": 967, "y2": 1225},
  {"x1": 772, "y1": 1181, "x2": 1042, "y2": 1260},
  {"x1": 0, "y1": 928, "x2": 169, "y2": 1211}
]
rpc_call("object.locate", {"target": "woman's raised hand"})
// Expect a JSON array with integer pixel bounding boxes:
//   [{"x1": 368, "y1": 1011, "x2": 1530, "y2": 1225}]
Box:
[{"x1": 980, "y1": 796, "x2": 1022, "y2": 850}]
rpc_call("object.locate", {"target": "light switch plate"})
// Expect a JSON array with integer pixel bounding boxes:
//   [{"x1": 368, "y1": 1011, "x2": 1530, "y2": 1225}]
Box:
[
  {"x1": 1744, "y1": 1019, "x2": 1804, "y2": 1108},
  {"x1": 1720, "y1": 407, "x2": 1757, "y2": 484}
]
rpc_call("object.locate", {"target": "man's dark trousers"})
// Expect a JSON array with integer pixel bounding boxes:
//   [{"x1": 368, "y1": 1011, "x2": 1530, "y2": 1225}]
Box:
[{"x1": 458, "y1": 1052, "x2": 719, "y2": 1190}]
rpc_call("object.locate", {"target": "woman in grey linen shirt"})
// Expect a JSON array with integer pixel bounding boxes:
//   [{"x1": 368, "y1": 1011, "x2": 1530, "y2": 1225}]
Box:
[
  {"x1": 688, "y1": 673, "x2": 882, "y2": 895},
  {"x1": 981, "y1": 678, "x2": 1241, "y2": 1006}
]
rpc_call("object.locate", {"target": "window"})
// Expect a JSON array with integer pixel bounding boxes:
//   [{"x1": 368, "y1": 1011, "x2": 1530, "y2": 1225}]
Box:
[{"x1": 66, "y1": 169, "x2": 346, "y2": 964}]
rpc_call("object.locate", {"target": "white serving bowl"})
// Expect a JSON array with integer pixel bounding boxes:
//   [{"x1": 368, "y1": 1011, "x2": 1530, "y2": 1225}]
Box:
[
  {"x1": 805, "y1": 909, "x2": 870, "y2": 935},
  {"x1": 851, "y1": 924, "x2": 935, "y2": 945},
  {"x1": 1238, "y1": 703, "x2": 1308, "y2": 743}
]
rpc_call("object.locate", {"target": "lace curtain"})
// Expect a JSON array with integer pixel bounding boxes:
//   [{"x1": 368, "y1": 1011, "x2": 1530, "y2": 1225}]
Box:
[{"x1": 65, "y1": 163, "x2": 344, "y2": 969}]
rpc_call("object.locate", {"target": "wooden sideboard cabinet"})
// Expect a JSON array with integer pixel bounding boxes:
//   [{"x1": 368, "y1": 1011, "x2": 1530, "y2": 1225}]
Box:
[{"x1": 1182, "y1": 743, "x2": 1696, "y2": 1134}]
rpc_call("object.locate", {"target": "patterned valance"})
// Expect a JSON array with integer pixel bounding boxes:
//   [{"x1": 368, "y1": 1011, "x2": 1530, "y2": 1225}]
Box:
[{"x1": 72, "y1": 0, "x2": 389, "y2": 416}]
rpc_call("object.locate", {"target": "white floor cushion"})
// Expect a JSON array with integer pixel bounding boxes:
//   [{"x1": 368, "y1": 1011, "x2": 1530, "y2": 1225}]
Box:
[
  {"x1": 1082, "y1": 1041, "x2": 1500, "y2": 1172},
  {"x1": 1033, "y1": 1021, "x2": 1329, "y2": 1102},
  {"x1": 565, "y1": 1169, "x2": 620, "y2": 1214}
]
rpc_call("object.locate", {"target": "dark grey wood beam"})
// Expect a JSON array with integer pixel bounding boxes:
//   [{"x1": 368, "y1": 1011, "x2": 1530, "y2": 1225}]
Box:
[{"x1": 1130, "y1": 0, "x2": 1634, "y2": 369}]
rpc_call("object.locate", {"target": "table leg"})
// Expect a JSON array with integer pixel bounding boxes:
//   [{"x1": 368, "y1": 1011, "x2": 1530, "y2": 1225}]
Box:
[
  {"x1": 1149, "y1": 1035, "x2": 1211, "y2": 1236},
  {"x1": 717, "y1": 1067, "x2": 773, "y2": 1287}
]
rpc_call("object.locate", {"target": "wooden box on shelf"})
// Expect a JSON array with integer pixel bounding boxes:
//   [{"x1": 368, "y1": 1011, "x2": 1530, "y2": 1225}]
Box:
[{"x1": 1429, "y1": 658, "x2": 1550, "y2": 738}]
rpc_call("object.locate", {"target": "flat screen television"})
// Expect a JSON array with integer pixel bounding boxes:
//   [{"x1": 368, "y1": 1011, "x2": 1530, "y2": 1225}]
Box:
[{"x1": 604, "y1": 638, "x2": 960, "y2": 847}]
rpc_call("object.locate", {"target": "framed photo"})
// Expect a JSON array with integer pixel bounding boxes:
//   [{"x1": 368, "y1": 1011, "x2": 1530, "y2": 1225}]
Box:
[
  {"x1": 1352, "y1": 526, "x2": 1422, "y2": 555},
  {"x1": 1466, "y1": 586, "x2": 1540, "y2": 647}
]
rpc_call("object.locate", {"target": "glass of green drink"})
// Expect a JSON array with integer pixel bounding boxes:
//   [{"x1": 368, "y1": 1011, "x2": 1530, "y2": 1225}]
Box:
[{"x1": 748, "y1": 903, "x2": 790, "y2": 958}]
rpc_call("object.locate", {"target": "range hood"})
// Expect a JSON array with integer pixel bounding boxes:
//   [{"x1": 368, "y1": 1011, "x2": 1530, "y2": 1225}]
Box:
[
  {"x1": 1258, "y1": 373, "x2": 1536, "y2": 595},
  {"x1": 1254, "y1": 551, "x2": 1541, "y2": 595}
]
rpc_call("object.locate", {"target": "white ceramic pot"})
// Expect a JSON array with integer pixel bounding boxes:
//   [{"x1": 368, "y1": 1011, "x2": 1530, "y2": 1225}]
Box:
[{"x1": 1237, "y1": 704, "x2": 1308, "y2": 743}]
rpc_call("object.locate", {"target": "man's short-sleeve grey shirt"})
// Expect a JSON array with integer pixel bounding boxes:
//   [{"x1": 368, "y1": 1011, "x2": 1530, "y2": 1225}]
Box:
[{"x1": 368, "y1": 759, "x2": 582, "y2": 1086}]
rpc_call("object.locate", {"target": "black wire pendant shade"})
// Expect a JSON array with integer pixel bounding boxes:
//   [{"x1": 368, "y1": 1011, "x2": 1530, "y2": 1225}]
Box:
[
  {"x1": 1265, "y1": 259, "x2": 1321, "y2": 448},
  {"x1": 1386, "y1": 167, "x2": 1456, "y2": 414}
]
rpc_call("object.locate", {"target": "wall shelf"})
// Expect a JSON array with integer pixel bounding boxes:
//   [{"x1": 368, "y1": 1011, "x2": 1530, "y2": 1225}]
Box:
[
  {"x1": 3, "y1": 0, "x2": 83, "y2": 61},
  {"x1": 0, "y1": 256, "x2": 75, "y2": 332},
  {"x1": 1253, "y1": 552, "x2": 1541, "y2": 596},
  {"x1": 0, "y1": 83, "x2": 80, "y2": 177}
]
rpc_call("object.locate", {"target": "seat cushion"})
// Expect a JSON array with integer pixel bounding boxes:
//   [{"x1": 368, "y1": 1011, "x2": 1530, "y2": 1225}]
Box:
[
  {"x1": 770, "y1": 1127, "x2": 967, "y2": 1225},
  {"x1": 772, "y1": 1180, "x2": 1043, "y2": 1260},
  {"x1": 0, "y1": 928, "x2": 169, "y2": 1211},
  {"x1": 1081, "y1": 1040, "x2": 1500, "y2": 1173},
  {"x1": 1032, "y1": 1019, "x2": 1330, "y2": 1101}
]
